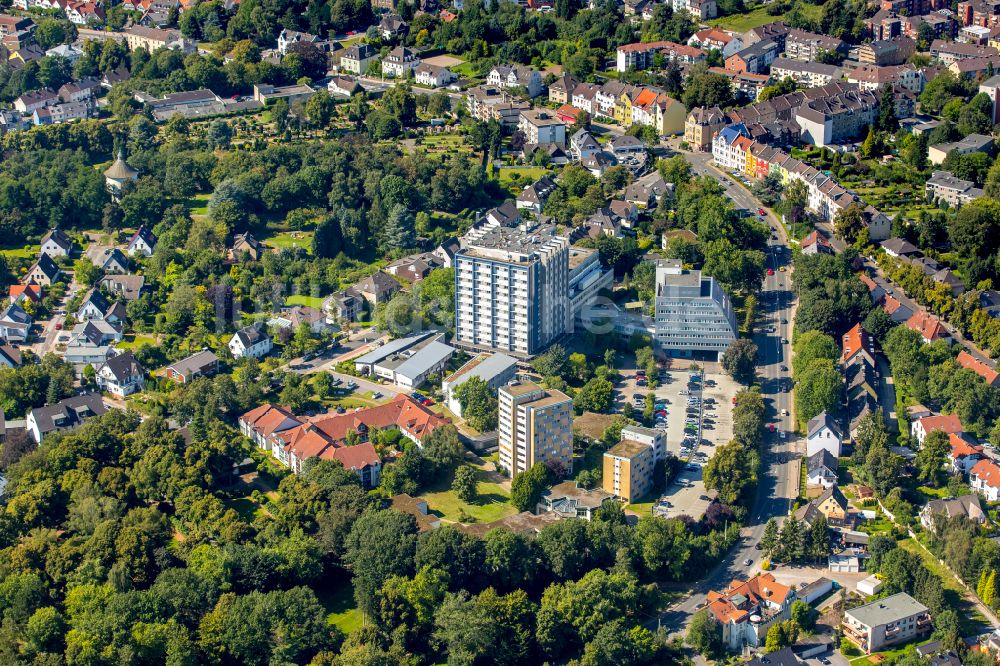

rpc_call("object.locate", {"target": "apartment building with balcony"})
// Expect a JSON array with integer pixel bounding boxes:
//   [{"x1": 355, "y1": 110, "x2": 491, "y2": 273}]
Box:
[
  {"x1": 602, "y1": 425, "x2": 667, "y2": 502},
  {"x1": 653, "y1": 259, "x2": 737, "y2": 359},
  {"x1": 454, "y1": 217, "x2": 571, "y2": 357},
  {"x1": 842, "y1": 593, "x2": 932, "y2": 653},
  {"x1": 497, "y1": 380, "x2": 573, "y2": 477}
]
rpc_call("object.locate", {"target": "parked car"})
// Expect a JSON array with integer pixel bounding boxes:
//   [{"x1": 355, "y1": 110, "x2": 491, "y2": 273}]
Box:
[{"x1": 372, "y1": 391, "x2": 383, "y2": 399}]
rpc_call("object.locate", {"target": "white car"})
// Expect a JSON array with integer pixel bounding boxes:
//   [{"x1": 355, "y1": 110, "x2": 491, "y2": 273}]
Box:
[{"x1": 778, "y1": 430, "x2": 786, "y2": 439}]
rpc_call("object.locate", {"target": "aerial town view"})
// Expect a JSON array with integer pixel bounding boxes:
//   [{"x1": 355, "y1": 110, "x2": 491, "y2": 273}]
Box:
[{"x1": 3, "y1": 0, "x2": 1000, "y2": 662}]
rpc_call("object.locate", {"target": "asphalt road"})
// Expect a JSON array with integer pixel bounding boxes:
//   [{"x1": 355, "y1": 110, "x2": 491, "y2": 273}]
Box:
[
  {"x1": 658, "y1": 147, "x2": 803, "y2": 635},
  {"x1": 31, "y1": 273, "x2": 79, "y2": 358}
]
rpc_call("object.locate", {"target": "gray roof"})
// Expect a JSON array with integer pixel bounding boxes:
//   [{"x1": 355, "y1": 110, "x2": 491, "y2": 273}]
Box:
[
  {"x1": 29, "y1": 393, "x2": 107, "y2": 435},
  {"x1": 748, "y1": 647, "x2": 801, "y2": 666},
  {"x1": 392, "y1": 340, "x2": 454, "y2": 381},
  {"x1": 445, "y1": 352, "x2": 518, "y2": 387},
  {"x1": 166, "y1": 349, "x2": 219, "y2": 378},
  {"x1": 807, "y1": 448, "x2": 839, "y2": 475},
  {"x1": 846, "y1": 592, "x2": 928, "y2": 628},
  {"x1": 100, "y1": 350, "x2": 143, "y2": 382},
  {"x1": 353, "y1": 331, "x2": 435, "y2": 366},
  {"x1": 807, "y1": 411, "x2": 842, "y2": 439},
  {"x1": 234, "y1": 323, "x2": 269, "y2": 348}
]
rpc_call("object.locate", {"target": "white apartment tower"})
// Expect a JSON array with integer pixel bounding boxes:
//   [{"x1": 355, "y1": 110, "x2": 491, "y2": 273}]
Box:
[
  {"x1": 653, "y1": 259, "x2": 737, "y2": 359},
  {"x1": 454, "y1": 217, "x2": 571, "y2": 357},
  {"x1": 497, "y1": 380, "x2": 573, "y2": 478}
]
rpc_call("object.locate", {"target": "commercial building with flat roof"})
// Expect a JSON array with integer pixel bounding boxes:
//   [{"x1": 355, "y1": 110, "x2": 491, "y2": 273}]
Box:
[
  {"x1": 454, "y1": 218, "x2": 571, "y2": 358},
  {"x1": 843, "y1": 593, "x2": 932, "y2": 653},
  {"x1": 498, "y1": 380, "x2": 572, "y2": 477},
  {"x1": 442, "y1": 352, "x2": 518, "y2": 418},
  {"x1": 353, "y1": 331, "x2": 454, "y2": 389},
  {"x1": 653, "y1": 259, "x2": 737, "y2": 359}
]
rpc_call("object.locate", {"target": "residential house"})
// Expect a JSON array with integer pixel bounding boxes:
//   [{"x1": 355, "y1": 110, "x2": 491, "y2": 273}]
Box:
[
  {"x1": 806, "y1": 448, "x2": 839, "y2": 488},
  {"x1": 123, "y1": 26, "x2": 193, "y2": 53},
  {"x1": 688, "y1": 28, "x2": 743, "y2": 57},
  {"x1": 267, "y1": 305, "x2": 329, "y2": 334},
  {"x1": 63, "y1": 320, "x2": 120, "y2": 366},
  {"x1": 847, "y1": 64, "x2": 924, "y2": 93},
  {"x1": 623, "y1": 170, "x2": 670, "y2": 208},
  {"x1": 905, "y1": 311, "x2": 950, "y2": 344},
  {"x1": 96, "y1": 351, "x2": 145, "y2": 396},
  {"x1": 127, "y1": 225, "x2": 156, "y2": 257},
  {"x1": 911, "y1": 413, "x2": 964, "y2": 445},
  {"x1": 39, "y1": 229, "x2": 72, "y2": 258},
  {"x1": 785, "y1": 28, "x2": 845, "y2": 61},
  {"x1": 842, "y1": 322, "x2": 877, "y2": 367},
  {"x1": 706, "y1": 573, "x2": 796, "y2": 651},
  {"x1": 569, "y1": 129, "x2": 601, "y2": 160},
  {"x1": 794, "y1": 485, "x2": 856, "y2": 528},
  {"x1": 932, "y1": 267, "x2": 966, "y2": 296},
  {"x1": 956, "y1": 350, "x2": 1000, "y2": 386},
  {"x1": 806, "y1": 411, "x2": 843, "y2": 457},
  {"x1": 84, "y1": 247, "x2": 129, "y2": 273},
  {"x1": 0, "y1": 338, "x2": 22, "y2": 368},
  {"x1": 328, "y1": 75, "x2": 362, "y2": 97},
  {"x1": 770, "y1": 58, "x2": 844, "y2": 88},
  {"x1": 414, "y1": 63, "x2": 456, "y2": 88},
  {"x1": 100, "y1": 275, "x2": 144, "y2": 301},
  {"x1": 842, "y1": 593, "x2": 932, "y2": 654},
  {"x1": 277, "y1": 28, "x2": 324, "y2": 55},
  {"x1": 920, "y1": 494, "x2": 987, "y2": 530},
  {"x1": 800, "y1": 230, "x2": 834, "y2": 255},
  {"x1": 8, "y1": 284, "x2": 41, "y2": 307},
  {"x1": 925, "y1": 170, "x2": 984, "y2": 206},
  {"x1": 339, "y1": 43, "x2": 377, "y2": 75},
  {"x1": 0, "y1": 303, "x2": 30, "y2": 343},
  {"x1": 165, "y1": 349, "x2": 219, "y2": 384},
  {"x1": 949, "y1": 433, "x2": 985, "y2": 473},
  {"x1": 353, "y1": 271, "x2": 400, "y2": 305},
  {"x1": 323, "y1": 290, "x2": 365, "y2": 323},
  {"x1": 57, "y1": 77, "x2": 100, "y2": 103},
  {"x1": 486, "y1": 64, "x2": 543, "y2": 97},
  {"x1": 75, "y1": 288, "x2": 126, "y2": 327},
  {"x1": 26, "y1": 393, "x2": 107, "y2": 443},
  {"x1": 227, "y1": 232, "x2": 264, "y2": 262},
  {"x1": 685, "y1": 106, "x2": 728, "y2": 151},
  {"x1": 516, "y1": 175, "x2": 557, "y2": 213},
  {"x1": 547, "y1": 74, "x2": 580, "y2": 105},
  {"x1": 23, "y1": 253, "x2": 60, "y2": 286},
  {"x1": 518, "y1": 108, "x2": 566, "y2": 146},
  {"x1": 385, "y1": 253, "x2": 442, "y2": 282},
  {"x1": 971, "y1": 458, "x2": 1000, "y2": 500},
  {"x1": 13, "y1": 88, "x2": 57, "y2": 114},
  {"x1": 930, "y1": 38, "x2": 997, "y2": 65},
  {"x1": 228, "y1": 324, "x2": 272, "y2": 359},
  {"x1": 615, "y1": 40, "x2": 705, "y2": 72},
  {"x1": 881, "y1": 237, "x2": 920, "y2": 257},
  {"x1": 378, "y1": 14, "x2": 408, "y2": 40},
  {"x1": 859, "y1": 36, "x2": 916, "y2": 66},
  {"x1": 381, "y1": 47, "x2": 420, "y2": 78}
]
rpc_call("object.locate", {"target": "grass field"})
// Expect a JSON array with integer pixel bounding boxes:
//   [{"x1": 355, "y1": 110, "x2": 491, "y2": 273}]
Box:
[
  {"x1": 285, "y1": 295, "x2": 327, "y2": 309},
  {"x1": 497, "y1": 167, "x2": 550, "y2": 185},
  {"x1": 263, "y1": 231, "x2": 314, "y2": 253},
  {"x1": 0, "y1": 245, "x2": 35, "y2": 259},
  {"x1": 898, "y1": 537, "x2": 987, "y2": 632},
  {"x1": 315, "y1": 572, "x2": 364, "y2": 635},
  {"x1": 178, "y1": 193, "x2": 212, "y2": 219},
  {"x1": 419, "y1": 462, "x2": 516, "y2": 523},
  {"x1": 117, "y1": 334, "x2": 158, "y2": 350},
  {"x1": 710, "y1": 3, "x2": 822, "y2": 31}
]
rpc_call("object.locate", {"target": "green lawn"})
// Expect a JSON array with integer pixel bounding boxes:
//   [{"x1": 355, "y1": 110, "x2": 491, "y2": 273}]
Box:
[
  {"x1": 710, "y1": 3, "x2": 822, "y2": 32},
  {"x1": 315, "y1": 572, "x2": 364, "y2": 635},
  {"x1": 263, "y1": 231, "x2": 314, "y2": 254},
  {"x1": 419, "y1": 463, "x2": 517, "y2": 524},
  {"x1": 497, "y1": 167, "x2": 550, "y2": 185},
  {"x1": 0, "y1": 245, "x2": 36, "y2": 259},
  {"x1": 117, "y1": 334, "x2": 158, "y2": 350},
  {"x1": 285, "y1": 295, "x2": 327, "y2": 309},
  {"x1": 224, "y1": 496, "x2": 271, "y2": 522},
  {"x1": 177, "y1": 193, "x2": 211, "y2": 218}
]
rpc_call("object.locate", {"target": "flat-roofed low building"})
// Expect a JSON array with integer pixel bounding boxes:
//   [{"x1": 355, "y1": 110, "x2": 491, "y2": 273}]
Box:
[
  {"x1": 842, "y1": 593, "x2": 932, "y2": 653},
  {"x1": 253, "y1": 83, "x2": 315, "y2": 105},
  {"x1": 353, "y1": 331, "x2": 455, "y2": 389},
  {"x1": 442, "y1": 352, "x2": 518, "y2": 418},
  {"x1": 537, "y1": 480, "x2": 614, "y2": 520}
]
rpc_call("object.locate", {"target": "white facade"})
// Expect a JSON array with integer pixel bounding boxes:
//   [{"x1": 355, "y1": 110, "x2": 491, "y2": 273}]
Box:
[
  {"x1": 652, "y1": 259, "x2": 737, "y2": 359},
  {"x1": 228, "y1": 326, "x2": 273, "y2": 359},
  {"x1": 442, "y1": 352, "x2": 518, "y2": 417},
  {"x1": 454, "y1": 220, "x2": 571, "y2": 358}
]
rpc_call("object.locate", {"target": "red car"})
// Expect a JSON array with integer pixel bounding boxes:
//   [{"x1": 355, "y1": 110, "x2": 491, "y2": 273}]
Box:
[
  {"x1": 767, "y1": 268, "x2": 774, "y2": 276},
  {"x1": 422, "y1": 398, "x2": 434, "y2": 406},
  {"x1": 767, "y1": 424, "x2": 776, "y2": 432},
  {"x1": 758, "y1": 208, "x2": 765, "y2": 216}
]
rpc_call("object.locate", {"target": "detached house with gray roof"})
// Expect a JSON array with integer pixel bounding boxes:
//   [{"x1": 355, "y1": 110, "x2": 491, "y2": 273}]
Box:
[
  {"x1": 27, "y1": 393, "x2": 108, "y2": 443},
  {"x1": 229, "y1": 323, "x2": 272, "y2": 360},
  {"x1": 96, "y1": 350, "x2": 145, "y2": 397}
]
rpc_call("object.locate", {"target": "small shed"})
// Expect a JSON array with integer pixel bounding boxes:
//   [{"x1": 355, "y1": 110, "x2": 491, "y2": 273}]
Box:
[{"x1": 857, "y1": 574, "x2": 883, "y2": 596}]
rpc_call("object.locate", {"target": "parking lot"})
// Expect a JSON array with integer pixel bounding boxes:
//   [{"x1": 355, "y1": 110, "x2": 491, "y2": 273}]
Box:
[{"x1": 630, "y1": 366, "x2": 738, "y2": 520}]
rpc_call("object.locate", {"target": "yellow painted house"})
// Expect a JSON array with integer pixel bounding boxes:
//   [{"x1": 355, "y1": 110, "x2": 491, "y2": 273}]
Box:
[{"x1": 615, "y1": 91, "x2": 634, "y2": 126}]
